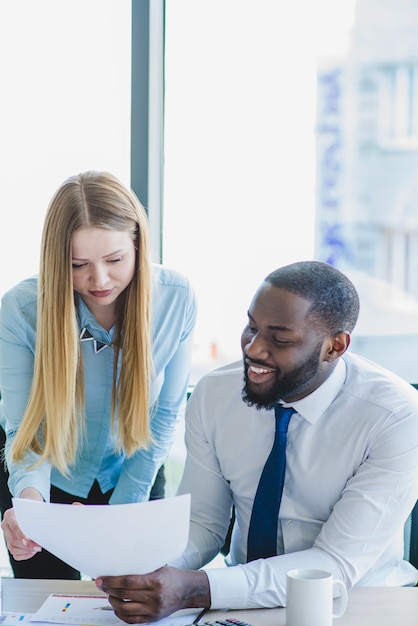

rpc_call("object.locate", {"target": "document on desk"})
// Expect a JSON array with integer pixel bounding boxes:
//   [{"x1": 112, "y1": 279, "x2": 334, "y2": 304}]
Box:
[
  {"x1": 28, "y1": 594, "x2": 199, "y2": 626},
  {"x1": 23, "y1": 595, "x2": 122, "y2": 626},
  {"x1": 1, "y1": 594, "x2": 200, "y2": 626},
  {"x1": 12, "y1": 494, "x2": 190, "y2": 579}
]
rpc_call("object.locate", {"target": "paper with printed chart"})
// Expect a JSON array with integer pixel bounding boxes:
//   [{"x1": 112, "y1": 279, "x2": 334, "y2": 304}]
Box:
[
  {"x1": 13, "y1": 494, "x2": 190, "y2": 579},
  {"x1": 26, "y1": 594, "x2": 200, "y2": 626}
]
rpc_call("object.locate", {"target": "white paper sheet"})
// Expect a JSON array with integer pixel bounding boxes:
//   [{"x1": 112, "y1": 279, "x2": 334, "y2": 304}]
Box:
[
  {"x1": 29, "y1": 594, "x2": 124, "y2": 625},
  {"x1": 27, "y1": 595, "x2": 200, "y2": 626},
  {"x1": 13, "y1": 494, "x2": 190, "y2": 579},
  {"x1": 1, "y1": 603, "x2": 199, "y2": 626}
]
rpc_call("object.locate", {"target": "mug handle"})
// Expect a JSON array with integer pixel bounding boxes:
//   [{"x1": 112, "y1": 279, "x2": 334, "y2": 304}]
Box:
[{"x1": 332, "y1": 580, "x2": 348, "y2": 619}]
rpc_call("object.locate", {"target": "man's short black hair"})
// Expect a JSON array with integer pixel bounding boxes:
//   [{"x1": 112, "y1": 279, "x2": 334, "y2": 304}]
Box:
[{"x1": 265, "y1": 260, "x2": 360, "y2": 336}]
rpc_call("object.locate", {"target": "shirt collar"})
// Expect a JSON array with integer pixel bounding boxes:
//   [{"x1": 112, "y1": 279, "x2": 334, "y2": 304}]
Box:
[
  {"x1": 281, "y1": 357, "x2": 347, "y2": 424},
  {"x1": 76, "y1": 294, "x2": 114, "y2": 339}
]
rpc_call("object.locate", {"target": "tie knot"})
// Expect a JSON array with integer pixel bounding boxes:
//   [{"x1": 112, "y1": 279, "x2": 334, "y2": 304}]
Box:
[{"x1": 275, "y1": 405, "x2": 294, "y2": 432}]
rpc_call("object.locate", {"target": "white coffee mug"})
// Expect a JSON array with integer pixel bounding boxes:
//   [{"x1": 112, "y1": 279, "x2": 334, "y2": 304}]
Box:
[{"x1": 286, "y1": 568, "x2": 348, "y2": 626}]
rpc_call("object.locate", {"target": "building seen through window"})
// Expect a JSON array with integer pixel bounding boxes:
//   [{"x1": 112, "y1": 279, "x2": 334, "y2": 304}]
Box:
[
  {"x1": 164, "y1": 0, "x2": 418, "y2": 386},
  {"x1": 315, "y1": 0, "x2": 418, "y2": 381}
]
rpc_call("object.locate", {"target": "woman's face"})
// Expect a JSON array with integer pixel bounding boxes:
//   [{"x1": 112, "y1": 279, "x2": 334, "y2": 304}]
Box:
[{"x1": 71, "y1": 227, "x2": 136, "y2": 322}]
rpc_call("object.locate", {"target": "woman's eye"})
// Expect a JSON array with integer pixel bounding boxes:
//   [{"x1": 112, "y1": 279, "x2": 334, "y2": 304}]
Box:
[
  {"x1": 72, "y1": 263, "x2": 86, "y2": 269},
  {"x1": 108, "y1": 257, "x2": 122, "y2": 264}
]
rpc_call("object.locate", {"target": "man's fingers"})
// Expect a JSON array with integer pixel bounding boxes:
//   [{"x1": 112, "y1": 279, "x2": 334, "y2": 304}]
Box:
[
  {"x1": 108, "y1": 597, "x2": 166, "y2": 625},
  {"x1": 97, "y1": 575, "x2": 154, "y2": 598}
]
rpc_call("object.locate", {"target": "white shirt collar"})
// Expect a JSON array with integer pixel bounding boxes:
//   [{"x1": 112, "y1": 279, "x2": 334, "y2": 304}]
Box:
[{"x1": 282, "y1": 357, "x2": 347, "y2": 424}]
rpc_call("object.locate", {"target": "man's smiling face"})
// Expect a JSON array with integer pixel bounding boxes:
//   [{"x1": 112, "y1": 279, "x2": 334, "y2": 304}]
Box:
[{"x1": 240, "y1": 282, "x2": 332, "y2": 408}]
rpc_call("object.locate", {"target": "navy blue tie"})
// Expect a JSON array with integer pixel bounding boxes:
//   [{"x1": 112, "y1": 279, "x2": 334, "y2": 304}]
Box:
[{"x1": 247, "y1": 405, "x2": 294, "y2": 562}]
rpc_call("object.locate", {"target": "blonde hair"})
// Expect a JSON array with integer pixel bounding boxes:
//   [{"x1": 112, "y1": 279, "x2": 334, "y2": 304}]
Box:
[{"x1": 11, "y1": 171, "x2": 153, "y2": 474}]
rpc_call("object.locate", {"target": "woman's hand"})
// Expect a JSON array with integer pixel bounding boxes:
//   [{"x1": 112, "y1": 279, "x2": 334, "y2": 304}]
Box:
[{"x1": 1, "y1": 488, "x2": 43, "y2": 560}]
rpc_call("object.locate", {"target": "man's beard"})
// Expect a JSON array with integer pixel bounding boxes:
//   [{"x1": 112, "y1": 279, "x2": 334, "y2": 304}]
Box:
[{"x1": 242, "y1": 343, "x2": 323, "y2": 410}]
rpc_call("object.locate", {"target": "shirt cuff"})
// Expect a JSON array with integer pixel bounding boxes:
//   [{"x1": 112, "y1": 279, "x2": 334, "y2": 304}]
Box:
[
  {"x1": 205, "y1": 565, "x2": 250, "y2": 609},
  {"x1": 12, "y1": 472, "x2": 51, "y2": 503}
]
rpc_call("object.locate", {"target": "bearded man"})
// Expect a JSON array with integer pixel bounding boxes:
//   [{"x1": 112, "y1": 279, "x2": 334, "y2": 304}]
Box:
[{"x1": 96, "y1": 261, "x2": 418, "y2": 623}]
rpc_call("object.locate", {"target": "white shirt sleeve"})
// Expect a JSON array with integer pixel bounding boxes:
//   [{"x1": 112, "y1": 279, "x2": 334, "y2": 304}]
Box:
[{"x1": 206, "y1": 548, "x2": 340, "y2": 609}]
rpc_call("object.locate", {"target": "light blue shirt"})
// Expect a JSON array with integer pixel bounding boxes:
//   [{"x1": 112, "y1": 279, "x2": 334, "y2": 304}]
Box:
[{"x1": 0, "y1": 264, "x2": 197, "y2": 504}]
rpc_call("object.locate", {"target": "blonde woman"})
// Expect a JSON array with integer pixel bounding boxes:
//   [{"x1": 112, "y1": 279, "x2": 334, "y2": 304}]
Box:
[{"x1": 0, "y1": 171, "x2": 197, "y2": 579}]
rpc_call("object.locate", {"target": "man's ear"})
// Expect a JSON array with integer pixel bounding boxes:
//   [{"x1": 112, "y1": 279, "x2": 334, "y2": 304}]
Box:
[{"x1": 325, "y1": 332, "x2": 350, "y2": 361}]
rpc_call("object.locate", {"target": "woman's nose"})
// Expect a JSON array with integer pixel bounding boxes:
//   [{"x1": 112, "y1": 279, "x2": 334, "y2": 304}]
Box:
[{"x1": 90, "y1": 264, "x2": 109, "y2": 287}]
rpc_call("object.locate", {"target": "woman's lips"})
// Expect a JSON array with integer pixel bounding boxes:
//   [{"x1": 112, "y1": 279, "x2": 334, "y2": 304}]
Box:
[{"x1": 89, "y1": 289, "x2": 113, "y2": 298}]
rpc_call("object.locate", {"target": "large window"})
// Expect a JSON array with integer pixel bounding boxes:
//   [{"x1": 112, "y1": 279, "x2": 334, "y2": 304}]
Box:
[{"x1": 163, "y1": 0, "x2": 356, "y2": 380}]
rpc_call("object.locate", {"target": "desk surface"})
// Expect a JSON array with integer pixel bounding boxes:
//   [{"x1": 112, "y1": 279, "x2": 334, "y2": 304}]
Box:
[{"x1": 1, "y1": 579, "x2": 417, "y2": 626}]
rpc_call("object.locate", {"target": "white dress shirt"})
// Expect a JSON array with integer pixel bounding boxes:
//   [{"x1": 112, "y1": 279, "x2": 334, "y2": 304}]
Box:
[{"x1": 173, "y1": 353, "x2": 418, "y2": 609}]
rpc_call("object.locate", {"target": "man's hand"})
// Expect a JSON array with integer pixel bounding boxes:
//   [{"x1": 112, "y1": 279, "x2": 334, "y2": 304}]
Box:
[{"x1": 95, "y1": 566, "x2": 211, "y2": 624}]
